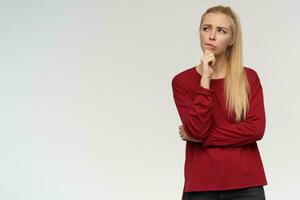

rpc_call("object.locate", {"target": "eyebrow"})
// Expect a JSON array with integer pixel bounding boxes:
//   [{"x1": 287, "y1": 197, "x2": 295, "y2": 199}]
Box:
[{"x1": 201, "y1": 24, "x2": 229, "y2": 30}]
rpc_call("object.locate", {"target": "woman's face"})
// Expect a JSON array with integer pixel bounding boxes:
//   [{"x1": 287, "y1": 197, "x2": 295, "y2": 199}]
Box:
[{"x1": 199, "y1": 12, "x2": 234, "y2": 56}]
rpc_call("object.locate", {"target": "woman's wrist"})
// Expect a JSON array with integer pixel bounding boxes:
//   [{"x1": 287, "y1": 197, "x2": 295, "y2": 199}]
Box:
[{"x1": 200, "y1": 76, "x2": 211, "y2": 89}]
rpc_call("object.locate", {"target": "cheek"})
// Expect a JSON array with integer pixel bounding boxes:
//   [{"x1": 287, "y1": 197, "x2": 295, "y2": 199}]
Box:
[
  {"x1": 199, "y1": 32, "x2": 205, "y2": 43},
  {"x1": 199, "y1": 33, "x2": 206, "y2": 49},
  {"x1": 218, "y1": 38, "x2": 232, "y2": 49}
]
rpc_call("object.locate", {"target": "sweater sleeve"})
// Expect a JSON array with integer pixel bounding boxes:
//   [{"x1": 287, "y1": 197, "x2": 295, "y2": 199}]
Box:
[
  {"x1": 201, "y1": 72, "x2": 266, "y2": 147},
  {"x1": 171, "y1": 76, "x2": 214, "y2": 140}
]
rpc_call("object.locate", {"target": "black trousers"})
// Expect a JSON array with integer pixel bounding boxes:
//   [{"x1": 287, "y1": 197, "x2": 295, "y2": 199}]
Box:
[{"x1": 183, "y1": 186, "x2": 266, "y2": 200}]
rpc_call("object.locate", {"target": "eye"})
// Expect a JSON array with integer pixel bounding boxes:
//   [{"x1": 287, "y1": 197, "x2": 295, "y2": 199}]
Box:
[
  {"x1": 218, "y1": 29, "x2": 226, "y2": 34},
  {"x1": 202, "y1": 27, "x2": 210, "y2": 31}
]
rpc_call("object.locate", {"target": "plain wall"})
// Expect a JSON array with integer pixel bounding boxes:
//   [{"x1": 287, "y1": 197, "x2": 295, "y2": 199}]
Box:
[{"x1": 0, "y1": 0, "x2": 300, "y2": 199}]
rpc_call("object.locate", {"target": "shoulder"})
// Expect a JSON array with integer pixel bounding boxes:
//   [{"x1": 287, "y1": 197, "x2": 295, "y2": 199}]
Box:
[
  {"x1": 244, "y1": 66, "x2": 264, "y2": 96},
  {"x1": 244, "y1": 66, "x2": 261, "y2": 84},
  {"x1": 171, "y1": 66, "x2": 196, "y2": 87}
]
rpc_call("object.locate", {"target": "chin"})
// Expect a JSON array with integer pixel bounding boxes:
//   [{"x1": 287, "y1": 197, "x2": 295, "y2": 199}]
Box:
[{"x1": 202, "y1": 48, "x2": 218, "y2": 54}]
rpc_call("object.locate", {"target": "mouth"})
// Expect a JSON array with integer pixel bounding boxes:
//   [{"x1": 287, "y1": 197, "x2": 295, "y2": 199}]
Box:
[{"x1": 205, "y1": 43, "x2": 216, "y2": 49}]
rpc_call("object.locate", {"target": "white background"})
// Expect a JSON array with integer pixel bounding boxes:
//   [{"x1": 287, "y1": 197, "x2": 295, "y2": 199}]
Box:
[{"x1": 0, "y1": 0, "x2": 299, "y2": 199}]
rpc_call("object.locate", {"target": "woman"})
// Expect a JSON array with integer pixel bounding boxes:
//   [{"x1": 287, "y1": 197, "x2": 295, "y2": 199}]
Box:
[{"x1": 171, "y1": 5, "x2": 267, "y2": 200}]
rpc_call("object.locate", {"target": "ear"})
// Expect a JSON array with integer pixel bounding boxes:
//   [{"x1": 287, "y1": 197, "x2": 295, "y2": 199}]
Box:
[
  {"x1": 227, "y1": 33, "x2": 235, "y2": 46},
  {"x1": 229, "y1": 38, "x2": 234, "y2": 46}
]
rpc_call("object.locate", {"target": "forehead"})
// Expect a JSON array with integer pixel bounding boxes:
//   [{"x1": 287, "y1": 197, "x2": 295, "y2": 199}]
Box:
[{"x1": 201, "y1": 12, "x2": 232, "y2": 28}]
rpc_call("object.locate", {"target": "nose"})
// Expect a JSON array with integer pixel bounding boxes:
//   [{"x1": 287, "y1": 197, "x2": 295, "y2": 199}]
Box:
[{"x1": 209, "y1": 30, "x2": 216, "y2": 40}]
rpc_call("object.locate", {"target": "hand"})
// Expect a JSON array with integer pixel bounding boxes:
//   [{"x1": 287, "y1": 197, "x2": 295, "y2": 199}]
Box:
[
  {"x1": 178, "y1": 125, "x2": 202, "y2": 142},
  {"x1": 199, "y1": 50, "x2": 216, "y2": 78}
]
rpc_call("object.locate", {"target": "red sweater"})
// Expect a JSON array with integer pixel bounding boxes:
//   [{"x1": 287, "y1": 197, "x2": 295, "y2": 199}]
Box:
[{"x1": 171, "y1": 66, "x2": 268, "y2": 198}]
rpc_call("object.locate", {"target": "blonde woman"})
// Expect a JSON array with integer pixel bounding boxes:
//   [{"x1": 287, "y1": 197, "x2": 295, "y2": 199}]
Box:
[{"x1": 171, "y1": 5, "x2": 267, "y2": 200}]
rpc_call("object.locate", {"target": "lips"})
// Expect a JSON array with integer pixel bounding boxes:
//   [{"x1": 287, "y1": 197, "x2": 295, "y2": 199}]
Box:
[{"x1": 205, "y1": 43, "x2": 216, "y2": 48}]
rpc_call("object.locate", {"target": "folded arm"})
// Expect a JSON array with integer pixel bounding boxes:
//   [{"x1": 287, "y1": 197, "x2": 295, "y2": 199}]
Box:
[{"x1": 201, "y1": 73, "x2": 266, "y2": 147}]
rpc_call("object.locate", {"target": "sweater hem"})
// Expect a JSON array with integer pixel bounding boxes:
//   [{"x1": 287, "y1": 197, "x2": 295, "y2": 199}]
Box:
[{"x1": 183, "y1": 181, "x2": 268, "y2": 192}]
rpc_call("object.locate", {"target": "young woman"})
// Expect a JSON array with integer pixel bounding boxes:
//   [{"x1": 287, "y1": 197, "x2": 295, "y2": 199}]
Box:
[{"x1": 171, "y1": 5, "x2": 267, "y2": 200}]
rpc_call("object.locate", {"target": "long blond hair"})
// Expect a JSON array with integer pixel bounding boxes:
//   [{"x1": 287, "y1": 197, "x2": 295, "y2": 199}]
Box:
[{"x1": 199, "y1": 5, "x2": 250, "y2": 122}]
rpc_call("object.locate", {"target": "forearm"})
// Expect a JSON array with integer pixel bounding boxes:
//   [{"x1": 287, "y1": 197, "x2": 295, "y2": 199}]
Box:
[
  {"x1": 200, "y1": 76, "x2": 211, "y2": 89},
  {"x1": 172, "y1": 75, "x2": 214, "y2": 140},
  {"x1": 186, "y1": 136, "x2": 202, "y2": 143},
  {"x1": 179, "y1": 86, "x2": 214, "y2": 140},
  {"x1": 202, "y1": 119, "x2": 265, "y2": 147},
  {"x1": 179, "y1": 125, "x2": 203, "y2": 143}
]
